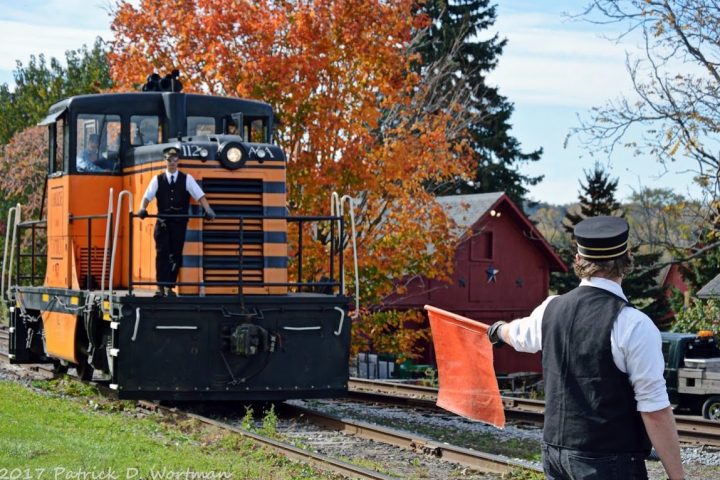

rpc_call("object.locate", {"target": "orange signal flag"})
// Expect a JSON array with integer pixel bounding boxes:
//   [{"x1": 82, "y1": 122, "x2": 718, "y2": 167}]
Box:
[{"x1": 425, "y1": 305, "x2": 505, "y2": 428}]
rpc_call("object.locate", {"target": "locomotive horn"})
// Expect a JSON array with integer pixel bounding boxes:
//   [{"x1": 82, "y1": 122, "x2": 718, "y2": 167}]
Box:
[{"x1": 142, "y1": 70, "x2": 183, "y2": 92}]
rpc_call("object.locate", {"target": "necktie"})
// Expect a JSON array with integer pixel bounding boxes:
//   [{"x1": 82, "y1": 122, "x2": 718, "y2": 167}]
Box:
[{"x1": 170, "y1": 175, "x2": 175, "y2": 186}]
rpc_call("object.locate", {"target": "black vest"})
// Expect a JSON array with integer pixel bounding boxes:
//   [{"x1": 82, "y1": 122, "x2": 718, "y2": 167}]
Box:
[
  {"x1": 541, "y1": 286, "x2": 651, "y2": 454},
  {"x1": 156, "y1": 172, "x2": 190, "y2": 216}
]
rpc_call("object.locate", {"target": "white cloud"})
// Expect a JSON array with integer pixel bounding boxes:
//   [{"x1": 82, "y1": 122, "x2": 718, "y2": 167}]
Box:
[
  {"x1": 488, "y1": 12, "x2": 640, "y2": 108},
  {"x1": 0, "y1": 20, "x2": 110, "y2": 72}
]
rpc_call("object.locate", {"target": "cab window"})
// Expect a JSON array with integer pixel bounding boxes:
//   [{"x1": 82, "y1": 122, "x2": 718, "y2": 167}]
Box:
[
  {"x1": 49, "y1": 118, "x2": 67, "y2": 174},
  {"x1": 76, "y1": 114, "x2": 121, "y2": 173},
  {"x1": 131, "y1": 115, "x2": 161, "y2": 146},
  {"x1": 187, "y1": 116, "x2": 215, "y2": 136},
  {"x1": 244, "y1": 117, "x2": 268, "y2": 143}
]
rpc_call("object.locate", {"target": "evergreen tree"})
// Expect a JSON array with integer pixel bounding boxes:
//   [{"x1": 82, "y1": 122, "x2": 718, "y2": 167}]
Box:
[
  {"x1": 416, "y1": 0, "x2": 542, "y2": 205},
  {"x1": 0, "y1": 38, "x2": 112, "y2": 146},
  {"x1": 561, "y1": 164, "x2": 622, "y2": 234},
  {"x1": 551, "y1": 164, "x2": 664, "y2": 320},
  {"x1": 552, "y1": 164, "x2": 621, "y2": 294}
]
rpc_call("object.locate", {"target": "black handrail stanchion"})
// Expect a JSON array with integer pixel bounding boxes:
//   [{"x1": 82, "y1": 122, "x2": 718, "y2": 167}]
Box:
[
  {"x1": 297, "y1": 220, "x2": 303, "y2": 292},
  {"x1": 15, "y1": 226, "x2": 21, "y2": 287},
  {"x1": 339, "y1": 218, "x2": 344, "y2": 294},
  {"x1": 128, "y1": 211, "x2": 134, "y2": 294},
  {"x1": 31, "y1": 224, "x2": 36, "y2": 284},
  {"x1": 329, "y1": 219, "x2": 335, "y2": 290},
  {"x1": 87, "y1": 218, "x2": 93, "y2": 290}
]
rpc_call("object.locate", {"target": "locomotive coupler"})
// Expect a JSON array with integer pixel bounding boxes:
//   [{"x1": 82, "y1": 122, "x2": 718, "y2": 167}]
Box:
[{"x1": 230, "y1": 324, "x2": 275, "y2": 356}]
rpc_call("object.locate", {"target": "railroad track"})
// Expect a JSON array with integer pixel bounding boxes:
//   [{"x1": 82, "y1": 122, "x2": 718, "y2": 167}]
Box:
[
  {"x1": 3, "y1": 320, "x2": 714, "y2": 471},
  {"x1": 0, "y1": 328, "x2": 540, "y2": 478},
  {"x1": 142, "y1": 401, "x2": 402, "y2": 480},
  {"x1": 282, "y1": 403, "x2": 539, "y2": 476},
  {"x1": 348, "y1": 377, "x2": 720, "y2": 447}
]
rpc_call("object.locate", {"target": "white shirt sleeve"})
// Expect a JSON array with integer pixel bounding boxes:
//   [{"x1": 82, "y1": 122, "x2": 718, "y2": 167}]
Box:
[
  {"x1": 504, "y1": 295, "x2": 558, "y2": 353},
  {"x1": 143, "y1": 176, "x2": 159, "y2": 203},
  {"x1": 185, "y1": 173, "x2": 206, "y2": 201},
  {"x1": 614, "y1": 308, "x2": 670, "y2": 412}
]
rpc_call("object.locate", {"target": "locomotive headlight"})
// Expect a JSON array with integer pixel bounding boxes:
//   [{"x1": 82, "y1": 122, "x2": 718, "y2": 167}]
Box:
[
  {"x1": 199, "y1": 147, "x2": 209, "y2": 158},
  {"x1": 219, "y1": 141, "x2": 247, "y2": 170},
  {"x1": 226, "y1": 147, "x2": 243, "y2": 163}
]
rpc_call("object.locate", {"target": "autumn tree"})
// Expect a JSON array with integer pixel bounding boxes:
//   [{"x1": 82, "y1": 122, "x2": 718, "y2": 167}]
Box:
[
  {"x1": 573, "y1": 1, "x2": 720, "y2": 325},
  {"x1": 0, "y1": 38, "x2": 112, "y2": 146},
  {"x1": 576, "y1": 2, "x2": 720, "y2": 185},
  {"x1": 110, "y1": 0, "x2": 475, "y2": 358},
  {"x1": 0, "y1": 126, "x2": 47, "y2": 324},
  {"x1": 415, "y1": 0, "x2": 542, "y2": 205},
  {"x1": 0, "y1": 127, "x2": 48, "y2": 254}
]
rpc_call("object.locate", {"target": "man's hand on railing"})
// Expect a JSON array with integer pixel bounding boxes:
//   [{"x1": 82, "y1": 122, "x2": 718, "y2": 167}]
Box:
[
  {"x1": 136, "y1": 208, "x2": 148, "y2": 219},
  {"x1": 205, "y1": 207, "x2": 216, "y2": 221}
]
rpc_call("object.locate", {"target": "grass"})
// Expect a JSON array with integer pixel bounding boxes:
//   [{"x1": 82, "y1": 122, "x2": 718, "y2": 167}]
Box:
[
  {"x1": 0, "y1": 379, "x2": 339, "y2": 479},
  {"x1": 0, "y1": 301, "x2": 8, "y2": 326}
]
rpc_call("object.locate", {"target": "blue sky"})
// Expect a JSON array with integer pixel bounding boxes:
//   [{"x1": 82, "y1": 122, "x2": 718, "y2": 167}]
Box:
[{"x1": 0, "y1": 0, "x2": 700, "y2": 205}]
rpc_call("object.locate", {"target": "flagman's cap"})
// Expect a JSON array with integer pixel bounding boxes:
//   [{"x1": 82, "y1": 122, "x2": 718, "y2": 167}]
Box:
[
  {"x1": 163, "y1": 147, "x2": 179, "y2": 159},
  {"x1": 574, "y1": 216, "x2": 629, "y2": 260}
]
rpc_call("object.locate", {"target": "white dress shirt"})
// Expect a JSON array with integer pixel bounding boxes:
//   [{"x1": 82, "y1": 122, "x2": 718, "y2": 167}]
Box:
[
  {"x1": 504, "y1": 277, "x2": 670, "y2": 412},
  {"x1": 142, "y1": 170, "x2": 205, "y2": 203}
]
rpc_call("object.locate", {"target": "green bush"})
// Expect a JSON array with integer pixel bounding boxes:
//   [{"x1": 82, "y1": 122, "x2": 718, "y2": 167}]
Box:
[{"x1": 671, "y1": 298, "x2": 720, "y2": 334}]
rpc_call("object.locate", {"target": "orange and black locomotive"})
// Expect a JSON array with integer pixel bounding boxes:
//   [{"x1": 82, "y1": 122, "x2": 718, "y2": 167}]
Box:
[{"x1": 2, "y1": 74, "x2": 355, "y2": 400}]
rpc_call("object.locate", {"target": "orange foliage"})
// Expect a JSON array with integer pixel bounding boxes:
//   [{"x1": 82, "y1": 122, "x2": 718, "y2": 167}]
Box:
[
  {"x1": 110, "y1": 0, "x2": 474, "y2": 357},
  {"x1": 0, "y1": 127, "x2": 48, "y2": 222}
]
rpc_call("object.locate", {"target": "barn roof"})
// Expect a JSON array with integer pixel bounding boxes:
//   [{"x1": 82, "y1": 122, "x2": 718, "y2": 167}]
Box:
[
  {"x1": 436, "y1": 192, "x2": 504, "y2": 233},
  {"x1": 698, "y1": 273, "x2": 720, "y2": 298},
  {"x1": 436, "y1": 192, "x2": 567, "y2": 272}
]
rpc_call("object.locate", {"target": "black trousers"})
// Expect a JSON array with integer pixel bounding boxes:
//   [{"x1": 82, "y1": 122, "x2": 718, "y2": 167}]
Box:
[
  {"x1": 542, "y1": 443, "x2": 648, "y2": 480},
  {"x1": 154, "y1": 219, "x2": 188, "y2": 288}
]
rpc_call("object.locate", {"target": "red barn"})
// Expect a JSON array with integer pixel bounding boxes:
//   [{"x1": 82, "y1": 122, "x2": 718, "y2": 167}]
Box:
[{"x1": 388, "y1": 192, "x2": 567, "y2": 374}]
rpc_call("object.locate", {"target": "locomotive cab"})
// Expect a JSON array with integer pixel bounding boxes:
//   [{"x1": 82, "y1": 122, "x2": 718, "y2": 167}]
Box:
[{"x1": 3, "y1": 83, "x2": 356, "y2": 400}]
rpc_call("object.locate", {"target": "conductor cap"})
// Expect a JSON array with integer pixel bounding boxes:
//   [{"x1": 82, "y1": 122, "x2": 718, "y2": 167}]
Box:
[
  {"x1": 163, "y1": 147, "x2": 178, "y2": 160},
  {"x1": 574, "y1": 216, "x2": 629, "y2": 260}
]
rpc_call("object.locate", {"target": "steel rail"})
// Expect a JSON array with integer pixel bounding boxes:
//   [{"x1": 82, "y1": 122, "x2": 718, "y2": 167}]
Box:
[
  {"x1": 153, "y1": 403, "x2": 400, "y2": 480},
  {"x1": 348, "y1": 377, "x2": 720, "y2": 447},
  {"x1": 284, "y1": 403, "x2": 542, "y2": 476},
  {"x1": 348, "y1": 377, "x2": 545, "y2": 416},
  {"x1": 2, "y1": 334, "x2": 717, "y2": 450},
  {"x1": 0, "y1": 346, "x2": 396, "y2": 480}
]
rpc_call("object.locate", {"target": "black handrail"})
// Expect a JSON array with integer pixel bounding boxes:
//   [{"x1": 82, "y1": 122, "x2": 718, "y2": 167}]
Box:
[
  {"x1": 126, "y1": 212, "x2": 346, "y2": 296},
  {"x1": 12, "y1": 211, "x2": 348, "y2": 297}
]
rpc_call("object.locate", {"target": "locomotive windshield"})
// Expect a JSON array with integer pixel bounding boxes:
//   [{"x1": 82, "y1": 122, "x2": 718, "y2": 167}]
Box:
[
  {"x1": 130, "y1": 115, "x2": 161, "y2": 146},
  {"x1": 75, "y1": 113, "x2": 121, "y2": 173}
]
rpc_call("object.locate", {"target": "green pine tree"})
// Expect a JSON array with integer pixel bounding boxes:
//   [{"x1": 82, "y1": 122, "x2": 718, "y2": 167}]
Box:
[
  {"x1": 561, "y1": 164, "x2": 622, "y2": 234},
  {"x1": 552, "y1": 164, "x2": 622, "y2": 294},
  {"x1": 551, "y1": 164, "x2": 664, "y2": 320},
  {"x1": 416, "y1": 0, "x2": 542, "y2": 206}
]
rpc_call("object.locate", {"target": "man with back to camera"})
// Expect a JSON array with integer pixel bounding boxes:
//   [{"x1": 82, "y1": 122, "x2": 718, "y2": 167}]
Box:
[
  {"x1": 488, "y1": 216, "x2": 684, "y2": 480},
  {"x1": 135, "y1": 147, "x2": 216, "y2": 297}
]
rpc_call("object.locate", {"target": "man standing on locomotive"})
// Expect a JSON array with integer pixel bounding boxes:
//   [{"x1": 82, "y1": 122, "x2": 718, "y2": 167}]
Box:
[
  {"x1": 488, "y1": 216, "x2": 684, "y2": 480},
  {"x1": 136, "y1": 147, "x2": 216, "y2": 297}
]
